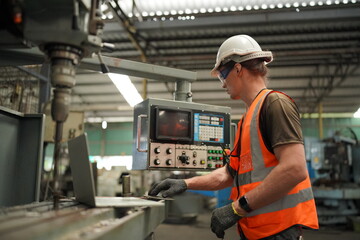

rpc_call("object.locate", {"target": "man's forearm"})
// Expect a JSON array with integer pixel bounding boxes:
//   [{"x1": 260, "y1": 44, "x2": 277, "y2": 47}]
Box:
[
  {"x1": 185, "y1": 166, "x2": 233, "y2": 191},
  {"x1": 237, "y1": 143, "x2": 308, "y2": 212}
]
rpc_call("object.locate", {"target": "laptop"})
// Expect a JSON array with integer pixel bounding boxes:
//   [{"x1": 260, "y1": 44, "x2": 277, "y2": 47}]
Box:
[{"x1": 68, "y1": 133, "x2": 162, "y2": 208}]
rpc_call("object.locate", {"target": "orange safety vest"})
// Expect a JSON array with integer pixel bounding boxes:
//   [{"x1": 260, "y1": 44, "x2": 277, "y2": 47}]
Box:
[{"x1": 228, "y1": 89, "x2": 319, "y2": 240}]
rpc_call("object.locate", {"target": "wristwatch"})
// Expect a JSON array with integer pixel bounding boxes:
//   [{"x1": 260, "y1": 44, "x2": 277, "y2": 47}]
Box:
[{"x1": 239, "y1": 195, "x2": 253, "y2": 213}]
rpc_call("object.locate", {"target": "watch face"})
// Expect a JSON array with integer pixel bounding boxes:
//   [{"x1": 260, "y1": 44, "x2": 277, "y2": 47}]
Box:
[{"x1": 239, "y1": 196, "x2": 252, "y2": 212}]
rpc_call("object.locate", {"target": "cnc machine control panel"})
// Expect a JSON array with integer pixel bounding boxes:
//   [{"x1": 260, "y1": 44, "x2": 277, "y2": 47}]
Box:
[{"x1": 132, "y1": 98, "x2": 231, "y2": 171}]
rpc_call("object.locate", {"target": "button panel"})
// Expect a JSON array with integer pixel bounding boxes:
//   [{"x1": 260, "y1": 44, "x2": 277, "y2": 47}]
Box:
[
  {"x1": 149, "y1": 142, "x2": 224, "y2": 170},
  {"x1": 149, "y1": 143, "x2": 176, "y2": 168}
]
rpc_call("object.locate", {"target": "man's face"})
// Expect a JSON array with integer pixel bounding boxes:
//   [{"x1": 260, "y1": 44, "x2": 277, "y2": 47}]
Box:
[{"x1": 219, "y1": 63, "x2": 242, "y2": 100}]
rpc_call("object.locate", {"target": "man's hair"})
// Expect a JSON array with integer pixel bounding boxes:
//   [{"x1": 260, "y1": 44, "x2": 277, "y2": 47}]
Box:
[{"x1": 240, "y1": 58, "x2": 269, "y2": 77}]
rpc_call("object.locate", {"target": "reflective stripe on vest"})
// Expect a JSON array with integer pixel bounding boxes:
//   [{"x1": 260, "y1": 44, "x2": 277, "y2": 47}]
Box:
[
  {"x1": 233, "y1": 91, "x2": 274, "y2": 187},
  {"x1": 230, "y1": 90, "x2": 274, "y2": 190},
  {"x1": 247, "y1": 187, "x2": 314, "y2": 217}
]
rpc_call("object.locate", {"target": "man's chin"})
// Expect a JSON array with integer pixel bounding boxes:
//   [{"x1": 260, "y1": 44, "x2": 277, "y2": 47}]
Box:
[{"x1": 230, "y1": 95, "x2": 241, "y2": 100}]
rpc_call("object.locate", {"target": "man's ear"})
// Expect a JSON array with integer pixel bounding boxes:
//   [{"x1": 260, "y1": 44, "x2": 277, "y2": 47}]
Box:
[{"x1": 235, "y1": 64, "x2": 242, "y2": 74}]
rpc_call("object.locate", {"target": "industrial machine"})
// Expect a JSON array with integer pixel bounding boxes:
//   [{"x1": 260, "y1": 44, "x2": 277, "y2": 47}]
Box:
[
  {"x1": 0, "y1": 1, "x2": 168, "y2": 239},
  {"x1": 0, "y1": 0, "x2": 105, "y2": 208},
  {"x1": 132, "y1": 98, "x2": 232, "y2": 171},
  {"x1": 305, "y1": 132, "x2": 360, "y2": 225}
]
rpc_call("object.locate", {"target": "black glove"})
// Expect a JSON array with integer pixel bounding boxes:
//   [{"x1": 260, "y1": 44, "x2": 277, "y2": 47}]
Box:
[
  {"x1": 211, "y1": 203, "x2": 242, "y2": 239},
  {"x1": 148, "y1": 179, "x2": 187, "y2": 198}
]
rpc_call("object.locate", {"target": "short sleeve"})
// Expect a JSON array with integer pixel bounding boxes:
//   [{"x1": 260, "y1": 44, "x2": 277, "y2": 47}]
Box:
[{"x1": 260, "y1": 92, "x2": 303, "y2": 153}]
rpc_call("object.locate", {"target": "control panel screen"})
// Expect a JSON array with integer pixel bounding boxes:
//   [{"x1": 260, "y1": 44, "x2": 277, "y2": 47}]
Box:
[
  {"x1": 155, "y1": 108, "x2": 192, "y2": 141},
  {"x1": 194, "y1": 113, "x2": 224, "y2": 143}
]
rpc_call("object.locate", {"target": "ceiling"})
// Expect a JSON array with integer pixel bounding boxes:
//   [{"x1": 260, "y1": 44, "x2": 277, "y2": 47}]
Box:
[{"x1": 1, "y1": 1, "x2": 360, "y2": 121}]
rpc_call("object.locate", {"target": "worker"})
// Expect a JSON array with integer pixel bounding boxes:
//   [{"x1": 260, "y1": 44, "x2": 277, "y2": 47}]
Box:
[{"x1": 149, "y1": 35, "x2": 319, "y2": 240}]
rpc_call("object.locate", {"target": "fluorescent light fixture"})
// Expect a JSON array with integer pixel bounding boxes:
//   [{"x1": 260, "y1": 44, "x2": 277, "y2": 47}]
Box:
[
  {"x1": 354, "y1": 107, "x2": 360, "y2": 118},
  {"x1": 108, "y1": 73, "x2": 143, "y2": 107},
  {"x1": 100, "y1": 4, "x2": 108, "y2": 11},
  {"x1": 101, "y1": 120, "x2": 107, "y2": 129},
  {"x1": 115, "y1": 0, "x2": 358, "y2": 21}
]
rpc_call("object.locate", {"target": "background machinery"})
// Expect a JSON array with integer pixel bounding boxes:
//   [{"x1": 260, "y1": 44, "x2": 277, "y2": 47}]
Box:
[{"x1": 305, "y1": 130, "x2": 360, "y2": 225}]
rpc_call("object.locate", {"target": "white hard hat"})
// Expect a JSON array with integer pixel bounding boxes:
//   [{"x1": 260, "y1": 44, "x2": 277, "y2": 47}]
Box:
[{"x1": 210, "y1": 35, "x2": 273, "y2": 77}]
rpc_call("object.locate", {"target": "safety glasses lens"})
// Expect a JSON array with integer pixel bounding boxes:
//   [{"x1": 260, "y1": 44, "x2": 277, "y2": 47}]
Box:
[
  {"x1": 217, "y1": 73, "x2": 225, "y2": 83},
  {"x1": 218, "y1": 66, "x2": 232, "y2": 83}
]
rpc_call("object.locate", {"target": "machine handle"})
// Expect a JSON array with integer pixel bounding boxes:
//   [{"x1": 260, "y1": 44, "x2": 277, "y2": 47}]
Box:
[
  {"x1": 231, "y1": 122, "x2": 238, "y2": 134},
  {"x1": 136, "y1": 114, "x2": 148, "y2": 152}
]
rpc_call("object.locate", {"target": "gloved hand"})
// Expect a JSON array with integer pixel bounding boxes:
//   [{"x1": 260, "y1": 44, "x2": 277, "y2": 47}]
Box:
[
  {"x1": 211, "y1": 203, "x2": 242, "y2": 239},
  {"x1": 148, "y1": 179, "x2": 187, "y2": 198}
]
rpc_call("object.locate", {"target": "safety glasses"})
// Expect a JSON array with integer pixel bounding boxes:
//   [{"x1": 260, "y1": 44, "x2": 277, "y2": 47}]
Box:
[{"x1": 217, "y1": 61, "x2": 236, "y2": 83}]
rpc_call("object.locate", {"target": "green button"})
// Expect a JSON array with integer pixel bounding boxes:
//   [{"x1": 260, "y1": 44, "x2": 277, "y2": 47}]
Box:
[
  {"x1": 208, "y1": 156, "x2": 213, "y2": 160},
  {"x1": 208, "y1": 150, "x2": 212, "y2": 153},
  {"x1": 207, "y1": 164, "x2": 212, "y2": 168}
]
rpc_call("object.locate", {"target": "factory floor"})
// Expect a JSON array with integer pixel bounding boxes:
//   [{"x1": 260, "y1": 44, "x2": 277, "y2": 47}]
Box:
[{"x1": 153, "y1": 210, "x2": 360, "y2": 240}]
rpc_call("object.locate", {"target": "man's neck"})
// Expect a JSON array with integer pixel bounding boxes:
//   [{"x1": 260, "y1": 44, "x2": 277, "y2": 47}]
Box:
[{"x1": 242, "y1": 80, "x2": 267, "y2": 107}]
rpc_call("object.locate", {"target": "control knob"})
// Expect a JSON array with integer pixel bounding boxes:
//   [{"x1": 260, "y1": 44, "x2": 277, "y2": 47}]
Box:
[
  {"x1": 166, "y1": 159, "x2": 172, "y2": 166},
  {"x1": 154, "y1": 147, "x2": 161, "y2": 154},
  {"x1": 154, "y1": 158, "x2": 161, "y2": 165},
  {"x1": 178, "y1": 154, "x2": 190, "y2": 165}
]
